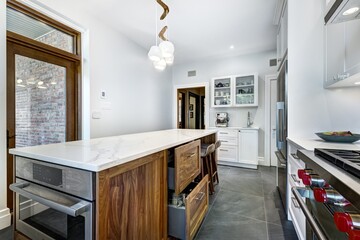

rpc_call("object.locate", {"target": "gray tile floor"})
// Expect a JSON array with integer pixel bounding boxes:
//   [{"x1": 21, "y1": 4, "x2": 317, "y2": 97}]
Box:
[
  {"x1": 0, "y1": 166, "x2": 298, "y2": 240},
  {"x1": 195, "y1": 165, "x2": 298, "y2": 240}
]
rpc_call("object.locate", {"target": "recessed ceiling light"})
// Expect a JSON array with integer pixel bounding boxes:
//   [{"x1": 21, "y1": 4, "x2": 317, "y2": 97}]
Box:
[
  {"x1": 37, "y1": 81, "x2": 44, "y2": 85},
  {"x1": 229, "y1": 45, "x2": 234, "y2": 50},
  {"x1": 16, "y1": 78, "x2": 23, "y2": 84},
  {"x1": 37, "y1": 86, "x2": 47, "y2": 89},
  {"x1": 354, "y1": 81, "x2": 360, "y2": 85},
  {"x1": 343, "y1": 7, "x2": 359, "y2": 16}
]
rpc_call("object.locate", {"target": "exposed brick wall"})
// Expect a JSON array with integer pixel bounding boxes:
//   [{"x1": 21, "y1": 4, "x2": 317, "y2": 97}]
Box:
[{"x1": 15, "y1": 31, "x2": 70, "y2": 147}]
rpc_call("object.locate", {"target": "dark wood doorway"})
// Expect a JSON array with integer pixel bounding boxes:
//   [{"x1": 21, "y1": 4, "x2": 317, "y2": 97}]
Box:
[{"x1": 6, "y1": 1, "x2": 81, "y2": 210}]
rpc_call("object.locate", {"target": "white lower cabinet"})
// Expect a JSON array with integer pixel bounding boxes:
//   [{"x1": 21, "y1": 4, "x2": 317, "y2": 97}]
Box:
[
  {"x1": 287, "y1": 142, "x2": 306, "y2": 240},
  {"x1": 238, "y1": 129, "x2": 258, "y2": 168},
  {"x1": 216, "y1": 128, "x2": 258, "y2": 169}
]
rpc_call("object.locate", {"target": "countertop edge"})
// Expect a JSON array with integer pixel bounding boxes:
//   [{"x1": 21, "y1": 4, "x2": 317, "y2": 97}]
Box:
[{"x1": 9, "y1": 129, "x2": 218, "y2": 172}]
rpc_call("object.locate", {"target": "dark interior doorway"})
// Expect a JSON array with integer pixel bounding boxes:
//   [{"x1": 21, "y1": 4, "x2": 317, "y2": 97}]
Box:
[{"x1": 177, "y1": 87, "x2": 205, "y2": 129}]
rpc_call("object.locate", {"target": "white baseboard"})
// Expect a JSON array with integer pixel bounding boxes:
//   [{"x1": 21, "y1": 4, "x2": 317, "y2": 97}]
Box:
[
  {"x1": 0, "y1": 207, "x2": 11, "y2": 230},
  {"x1": 258, "y1": 157, "x2": 270, "y2": 166}
]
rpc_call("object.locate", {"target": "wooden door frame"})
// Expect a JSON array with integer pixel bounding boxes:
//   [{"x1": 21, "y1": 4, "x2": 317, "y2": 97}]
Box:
[
  {"x1": 264, "y1": 74, "x2": 278, "y2": 167},
  {"x1": 6, "y1": 1, "x2": 82, "y2": 210}
]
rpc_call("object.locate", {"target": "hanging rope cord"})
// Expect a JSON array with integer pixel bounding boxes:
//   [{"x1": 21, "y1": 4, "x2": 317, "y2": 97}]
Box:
[{"x1": 157, "y1": 0, "x2": 169, "y2": 41}]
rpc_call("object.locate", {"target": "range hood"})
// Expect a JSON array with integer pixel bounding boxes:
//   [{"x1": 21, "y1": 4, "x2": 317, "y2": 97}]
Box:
[{"x1": 325, "y1": 0, "x2": 360, "y2": 24}]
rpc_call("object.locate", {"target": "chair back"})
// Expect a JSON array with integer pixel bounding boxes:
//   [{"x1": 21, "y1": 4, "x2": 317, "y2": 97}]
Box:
[{"x1": 205, "y1": 144, "x2": 215, "y2": 156}]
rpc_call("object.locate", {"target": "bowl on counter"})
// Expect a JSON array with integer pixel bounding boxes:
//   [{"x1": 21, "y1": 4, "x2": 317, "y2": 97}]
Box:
[{"x1": 315, "y1": 131, "x2": 360, "y2": 143}]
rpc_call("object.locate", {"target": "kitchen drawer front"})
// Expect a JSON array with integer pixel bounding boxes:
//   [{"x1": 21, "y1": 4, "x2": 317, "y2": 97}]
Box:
[
  {"x1": 218, "y1": 136, "x2": 237, "y2": 146},
  {"x1": 175, "y1": 140, "x2": 201, "y2": 194},
  {"x1": 186, "y1": 175, "x2": 209, "y2": 240},
  {"x1": 218, "y1": 145, "x2": 237, "y2": 162},
  {"x1": 289, "y1": 178, "x2": 306, "y2": 240},
  {"x1": 217, "y1": 129, "x2": 237, "y2": 138}
]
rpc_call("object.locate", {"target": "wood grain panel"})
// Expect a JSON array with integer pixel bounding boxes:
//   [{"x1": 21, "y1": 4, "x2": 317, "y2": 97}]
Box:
[
  {"x1": 175, "y1": 140, "x2": 201, "y2": 194},
  {"x1": 96, "y1": 151, "x2": 167, "y2": 240},
  {"x1": 186, "y1": 175, "x2": 209, "y2": 240}
]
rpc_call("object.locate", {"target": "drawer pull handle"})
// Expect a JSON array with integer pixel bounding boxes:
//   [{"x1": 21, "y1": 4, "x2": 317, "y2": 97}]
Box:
[
  {"x1": 291, "y1": 153, "x2": 299, "y2": 159},
  {"x1": 291, "y1": 174, "x2": 300, "y2": 184},
  {"x1": 187, "y1": 153, "x2": 196, "y2": 158},
  {"x1": 219, "y1": 132, "x2": 228, "y2": 134},
  {"x1": 291, "y1": 197, "x2": 300, "y2": 209},
  {"x1": 219, "y1": 149, "x2": 228, "y2": 152},
  {"x1": 195, "y1": 192, "x2": 205, "y2": 201},
  {"x1": 221, "y1": 140, "x2": 228, "y2": 143}
]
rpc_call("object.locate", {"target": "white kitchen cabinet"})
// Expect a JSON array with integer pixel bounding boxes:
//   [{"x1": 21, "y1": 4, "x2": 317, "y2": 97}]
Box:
[
  {"x1": 211, "y1": 76, "x2": 232, "y2": 107},
  {"x1": 217, "y1": 129, "x2": 238, "y2": 162},
  {"x1": 238, "y1": 129, "x2": 258, "y2": 168},
  {"x1": 234, "y1": 74, "x2": 258, "y2": 107},
  {"x1": 211, "y1": 73, "x2": 258, "y2": 108},
  {"x1": 215, "y1": 128, "x2": 259, "y2": 169},
  {"x1": 324, "y1": 19, "x2": 360, "y2": 88},
  {"x1": 287, "y1": 141, "x2": 306, "y2": 240}
]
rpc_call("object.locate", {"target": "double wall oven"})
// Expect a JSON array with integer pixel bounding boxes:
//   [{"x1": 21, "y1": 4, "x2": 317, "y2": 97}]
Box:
[
  {"x1": 10, "y1": 156, "x2": 95, "y2": 240},
  {"x1": 276, "y1": 56, "x2": 288, "y2": 209}
]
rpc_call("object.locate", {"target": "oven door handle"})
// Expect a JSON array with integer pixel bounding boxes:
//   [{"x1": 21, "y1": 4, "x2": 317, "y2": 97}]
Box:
[
  {"x1": 10, "y1": 182, "x2": 90, "y2": 217},
  {"x1": 291, "y1": 186, "x2": 327, "y2": 240}
]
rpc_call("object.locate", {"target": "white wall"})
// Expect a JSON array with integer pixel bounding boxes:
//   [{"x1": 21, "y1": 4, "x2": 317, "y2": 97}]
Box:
[
  {"x1": 32, "y1": 0, "x2": 173, "y2": 138},
  {"x1": 172, "y1": 50, "x2": 277, "y2": 157},
  {"x1": 287, "y1": 0, "x2": 360, "y2": 138},
  {"x1": 0, "y1": 0, "x2": 11, "y2": 230}
]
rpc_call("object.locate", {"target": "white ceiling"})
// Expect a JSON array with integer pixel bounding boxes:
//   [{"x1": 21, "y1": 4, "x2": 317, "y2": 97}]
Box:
[{"x1": 86, "y1": 0, "x2": 278, "y2": 64}]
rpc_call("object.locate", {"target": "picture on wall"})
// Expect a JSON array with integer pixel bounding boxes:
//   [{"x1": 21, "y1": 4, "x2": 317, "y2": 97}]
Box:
[
  {"x1": 190, "y1": 112, "x2": 194, "y2": 118},
  {"x1": 189, "y1": 104, "x2": 193, "y2": 111}
]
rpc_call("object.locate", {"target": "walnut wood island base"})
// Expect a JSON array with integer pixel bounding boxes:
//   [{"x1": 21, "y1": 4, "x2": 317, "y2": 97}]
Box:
[{"x1": 10, "y1": 129, "x2": 217, "y2": 240}]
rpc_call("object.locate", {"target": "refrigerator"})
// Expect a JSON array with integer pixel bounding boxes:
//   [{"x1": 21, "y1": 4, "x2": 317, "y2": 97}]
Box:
[{"x1": 276, "y1": 57, "x2": 288, "y2": 211}]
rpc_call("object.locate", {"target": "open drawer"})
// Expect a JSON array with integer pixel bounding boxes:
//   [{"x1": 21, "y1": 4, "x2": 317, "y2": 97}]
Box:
[
  {"x1": 168, "y1": 175, "x2": 209, "y2": 240},
  {"x1": 168, "y1": 140, "x2": 201, "y2": 194}
]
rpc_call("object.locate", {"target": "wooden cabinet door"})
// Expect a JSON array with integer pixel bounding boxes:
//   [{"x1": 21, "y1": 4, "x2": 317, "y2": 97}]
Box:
[
  {"x1": 96, "y1": 151, "x2": 168, "y2": 240},
  {"x1": 174, "y1": 140, "x2": 201, "y2": 194}
]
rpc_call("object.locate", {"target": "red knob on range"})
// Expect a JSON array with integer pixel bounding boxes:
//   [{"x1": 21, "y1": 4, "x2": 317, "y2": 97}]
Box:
[
  {"x1": 297, "y1": 169, "x2": 312, "y2": 180},
  {"x1": 334, "y1": 212, "x2": 353, "y2": 232},
  {"x1": 313, "y1": 188, "x2": 350, "y2": 206},
  {"x1": 349, "y1": 230, "x2": 360, "y2": 240},
  {"x1": 301, "y1": 174, "x2": 326, "y2": 187},
  {"x1": 313, "y1": 188, "x2": 327, "y2": 202},
  {"x1": 334, "y1": 213, "x2": 360, "y2": 233}
]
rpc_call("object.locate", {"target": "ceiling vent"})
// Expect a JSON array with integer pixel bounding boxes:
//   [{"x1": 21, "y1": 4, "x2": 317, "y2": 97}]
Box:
[{"x1": 188, "y1": 70, "x2": 196, "y2": 77}]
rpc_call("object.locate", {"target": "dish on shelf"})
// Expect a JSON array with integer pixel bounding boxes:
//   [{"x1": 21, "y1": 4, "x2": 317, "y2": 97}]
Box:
[{"x1": 315, "y1": 131, "x2": 360, "y2": 143}]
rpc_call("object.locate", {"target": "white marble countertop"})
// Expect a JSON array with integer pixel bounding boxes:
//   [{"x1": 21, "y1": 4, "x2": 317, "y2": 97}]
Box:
[
  {"x1": 209, "y1": 126, "x2": 260, "y2": 130},
  {"x1": 287, "y1": 137, "x2": 360, "y2": 151},
  {"x1": 9, "y1": 129, "x2": 218, "y2": 172}
]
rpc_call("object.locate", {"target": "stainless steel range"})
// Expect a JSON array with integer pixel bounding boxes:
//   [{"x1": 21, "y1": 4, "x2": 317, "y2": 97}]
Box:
[
  {"x1": 293, "y1": 148, "x2": 360, "y2": 240},
  {"x1": 10, "y1": 156, "x2": 95, "y2": 240}
]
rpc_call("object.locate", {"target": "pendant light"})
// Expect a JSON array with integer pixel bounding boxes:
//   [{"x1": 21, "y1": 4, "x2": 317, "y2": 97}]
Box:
[{"x1": 148, "y1": 0, "x2": 174, "y2": 71}]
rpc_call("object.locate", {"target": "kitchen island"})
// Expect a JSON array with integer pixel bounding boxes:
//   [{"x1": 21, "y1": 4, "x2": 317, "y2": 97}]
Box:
[{"x1": 9, "y1": 129, "x2": 217, "y2": 240}]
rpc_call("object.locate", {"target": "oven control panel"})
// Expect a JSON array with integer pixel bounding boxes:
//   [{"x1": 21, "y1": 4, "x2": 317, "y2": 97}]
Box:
[{"x1": 33, "y1": 163, "x2": 63, "y2": 186}]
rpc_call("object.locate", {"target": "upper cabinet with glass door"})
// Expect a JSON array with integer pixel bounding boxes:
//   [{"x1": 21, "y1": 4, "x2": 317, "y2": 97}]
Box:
[
  {"x1": 234, "y1": 74, "x2": 258, "y2": 107},
  {"x1": 211, "y1": 76, "x2": 232, "y2": 107},
  {"x1": 211, "y1": 73, "x2": 258, "y2": 108}
]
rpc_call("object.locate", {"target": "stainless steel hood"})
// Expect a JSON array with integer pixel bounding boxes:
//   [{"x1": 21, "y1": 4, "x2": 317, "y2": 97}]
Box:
[{"x1": 325, "y1": 0, "x2": 360, "y2": 24}]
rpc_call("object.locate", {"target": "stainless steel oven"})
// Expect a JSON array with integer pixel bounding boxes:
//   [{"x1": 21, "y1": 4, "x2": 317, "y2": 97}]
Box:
[{"x1": 10, "y1": 157, "x2": 95, "y2": 240}]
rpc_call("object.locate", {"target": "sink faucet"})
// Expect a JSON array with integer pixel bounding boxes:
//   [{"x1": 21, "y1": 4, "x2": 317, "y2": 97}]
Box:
[{"x1": 247, "y1": 112, "x2": 253, "y2": 127}]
